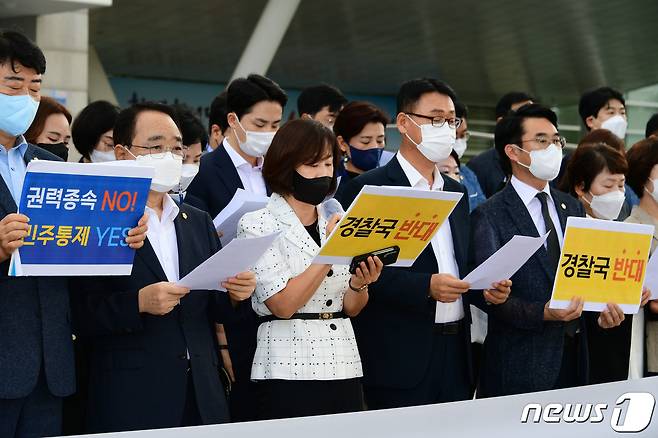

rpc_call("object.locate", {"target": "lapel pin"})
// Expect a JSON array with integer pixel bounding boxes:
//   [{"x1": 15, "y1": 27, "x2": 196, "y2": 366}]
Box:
[
  {"x1": 182, "y1": 212, "x2": 188, "y2": 220},
  {"x1": 561, "y1": 203, "x2": 567, "y2": 210}
]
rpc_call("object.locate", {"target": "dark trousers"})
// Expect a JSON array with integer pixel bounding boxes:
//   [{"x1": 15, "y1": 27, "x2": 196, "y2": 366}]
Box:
[
  {"x1": 181, "y1": 371, "x2": 202, "y2": 427},
  {"x1": 554, "y1": 334, "x2": 581, "y2": 390},
  {"x1": 258, "y1": 378, "x2": 364, "y2": 420},
  {"x1": 364, "y1": 330, "x2": 471, "y2": 410},
  {"x1": 229, "y1": 378, "x2": 259, "y2": 422},
  {"x1": 0, "y1": 369, "x2": 62, "y2": 438}
]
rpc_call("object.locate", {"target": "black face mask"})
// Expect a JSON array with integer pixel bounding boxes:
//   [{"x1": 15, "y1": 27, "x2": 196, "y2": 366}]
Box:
[
  {"x1": 38, "y1": 142, "x2": 69, "y2": 161},
  {"x1": 292, "y1": 171, "x2": 332, "y2": 206}
]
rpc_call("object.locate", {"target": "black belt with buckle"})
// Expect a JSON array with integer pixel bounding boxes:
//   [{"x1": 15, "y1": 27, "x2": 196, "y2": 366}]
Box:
[
  {"x1": 433, "y1": 320, "x2": 463, "y2": 335},
  {"x1": 259, "y1": 311, "x2": 347, "y2": 325}
]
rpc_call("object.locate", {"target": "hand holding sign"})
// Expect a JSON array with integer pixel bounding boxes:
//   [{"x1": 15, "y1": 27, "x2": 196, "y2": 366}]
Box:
[
  {"x1": 0, "y1": 213, "x2": 29, "y2": 263},
  {"x1": 549, "y1": 217, "x2": 654, "y2": 314},
  {"x1": 125, "y1": 212, "x2": 149, "y2": 250}
]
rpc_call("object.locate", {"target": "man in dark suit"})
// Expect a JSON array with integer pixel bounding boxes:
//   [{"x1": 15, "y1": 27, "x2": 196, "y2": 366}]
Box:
[
  {"x1": 0, "y1": 31, "x2": 147, "y2": 438},
  {"x1": 186, "y1": 74, "x2": 287, "y2": 422},
  {"x1": 471, "y1": 104, "x2": 625, "y2": 397},
  {"x1": 467, "y1": 92, "x2": 534, "y2": 198},
  {"x1": 340, "y1": 78, "x2": 512, "y2": 409},
  {"x1": 70, "y1": 102, "x2": 257, "y2": 433}
]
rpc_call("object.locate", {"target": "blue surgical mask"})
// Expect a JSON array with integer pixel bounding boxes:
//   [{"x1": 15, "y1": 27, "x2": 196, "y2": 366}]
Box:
[
  {"x1": 349, "y1": 145, "x2": 382, "y2": 172},
  {"x1": 0, "y1": 93, "x2": 40, "y2": 137}
]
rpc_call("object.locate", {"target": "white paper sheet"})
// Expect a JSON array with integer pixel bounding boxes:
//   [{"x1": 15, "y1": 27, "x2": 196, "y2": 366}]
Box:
[
  {"x1": 463, "y1": 232, "x2": 550, "y2": 289},
  {"x1": 176, "y1": 232, "x2": 280, "y2": 291},
  {"x1": 212, "y1": 189, "x2": 269, "y2": 246},
  {"x1": 644, "y1": 251, "x2": 658, "y2": 299}
]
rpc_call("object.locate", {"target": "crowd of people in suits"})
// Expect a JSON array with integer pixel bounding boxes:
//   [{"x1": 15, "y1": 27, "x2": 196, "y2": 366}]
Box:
[{"x1": 3, "y1": 29, "x2": 658, "y2": 437}]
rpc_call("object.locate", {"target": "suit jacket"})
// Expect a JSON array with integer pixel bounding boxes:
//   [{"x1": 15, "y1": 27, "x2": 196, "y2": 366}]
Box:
[
  {"x1": 0, "y1": 143, "x2": 75, "y2": 399},
  {"x1": 70, "y1": 204, "x2": 231, "y2": 433},
  {"x1": 466, "y1": 148, "x2": 507, "y2": 198},
  {"x1": 471, "y1": 182, "x2": 588, "y2": 397},
  {"x1": 185, "y1": 142, "x2": 244, "y2": 218},
  {"x1": 340, "y1": 156, "x2": 474, "y2": 390},
  {"x1": 184, "y1": 142, "x2": 263, "y2": 383}
]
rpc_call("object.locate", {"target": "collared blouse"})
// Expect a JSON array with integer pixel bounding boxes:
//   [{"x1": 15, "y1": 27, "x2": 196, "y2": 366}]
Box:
[{"x1": 237, "y1": 193, "x2": 362, "y2": 380}]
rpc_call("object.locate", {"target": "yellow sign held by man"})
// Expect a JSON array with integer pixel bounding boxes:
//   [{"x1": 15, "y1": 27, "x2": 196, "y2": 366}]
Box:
[
  {"x1": 314, "y1": 185, "x2": 462, "y2": 267},
  {"x1": 549, "y1": 217, "x2": 654, "y2": 314}
]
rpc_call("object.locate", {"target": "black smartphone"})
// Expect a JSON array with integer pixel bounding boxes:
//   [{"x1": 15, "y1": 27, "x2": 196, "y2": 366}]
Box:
[{"x1": 349, "y1": 246, "x2": 400, "y2": 274}]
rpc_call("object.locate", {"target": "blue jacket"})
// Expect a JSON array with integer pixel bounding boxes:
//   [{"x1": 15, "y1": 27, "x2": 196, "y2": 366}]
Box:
[
  {"x1": 466, "y1": 148, "x2": 507, "y2": 198},
  {"x1": 0, "y1": 144, "x2": 75, "y2": 399},
  {"x1": 471, "y1": 182, "x2": 588, "y2": 397},
  {"x1": 460, "y1": 164, "x2": 486, "y2": 212}
]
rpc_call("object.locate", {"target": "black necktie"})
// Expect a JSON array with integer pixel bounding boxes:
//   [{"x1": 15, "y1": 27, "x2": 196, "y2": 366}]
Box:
[
  {"x1": 537, "y1": 192, "x2": 578, "y2": 337},
  {"x1": 536, "y1": 192, "x2": 560, "y2": 271}
]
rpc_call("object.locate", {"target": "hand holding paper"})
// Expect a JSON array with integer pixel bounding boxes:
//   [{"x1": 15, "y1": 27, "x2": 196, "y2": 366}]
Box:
[
  {"x1": 222, "y1": 271, "x2": 257, "y2": 303},
  {"x1": 463, "y1": 233, "x2": 550, "y2": 290},
  {"x1": 177, "y1": 232, "x2": 280, "y2": 291},
  {"x1": 213, "y1": 189, "x2": 269, "y2": 246}
]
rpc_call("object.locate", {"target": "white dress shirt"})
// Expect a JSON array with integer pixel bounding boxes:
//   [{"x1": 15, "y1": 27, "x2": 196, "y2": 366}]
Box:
[
  {"x1": 238, "y1": 194, "x2": 362, "y2": 381},
  {"x1": 223, "y1": 138, "x2": 267, "y2": 196},
  {"x1": 396, "y1": 153, "x2": 464, "y2": 323},
  {"x1": 510, "y1": 175, "x2": 564, "y2": 247},
  {"x1": 145, "y1": 194, "x2": 180, "y2": 282}
]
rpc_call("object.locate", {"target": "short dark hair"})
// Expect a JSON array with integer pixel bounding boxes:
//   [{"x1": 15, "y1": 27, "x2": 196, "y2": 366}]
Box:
[
  {"x1": 113, "y1": 102, "x2": 180, "y2": 148},
  {"x1": 578, "y1": 87, "x2": 625, "y2": 129},
  {"x1": 297, "y1": 84, "x2": 347, "y2": 116},
  {"x1": 645, "y1": 113, "x2": 658, "y2": 138},
  {"x1": 333, "y1": 101, "x2": 389, "y2": 143},
  {"x1": 71, "y1": 100, "x2": 120, "y2": 159},
  {"x1": 226, "y1": 74, "x2": 287, "y2": 120},
  {"x1": 173, "y1": 104, "x2": 208, "y2": 147},
  {"x1": 626, "y1": 137, "x2": 658, "y2": 198},
  {"x1": 577, "y1": 128, "x2": 625, "y2": 153},
  {"x1": 263, "y1": 119, "x2": 340, "y2": 197},
  {"x1": 494, "y1": 92, "x2": 534, "y2": 120},
  {"x1": 454, "y1": 101, "x2": 468, "y2": 119},
  {"x1": 208, "y1": 90, "x2": 228, "y2": 134},
  {"x1": 558, "y1": 143, "x2": 628, "y2": 196},
  {"x1": 396, "y1": 78, "x2": 457, "y2": 114},
  {"x1": 0, "y1": 30, "x2": 46, "y2": 74},
  {"x1": 24, "y1": 96, "x2": 71, "y2": 144},
  {"x1": 495, "y1": 103, "x2": 558, "y2": 176}
]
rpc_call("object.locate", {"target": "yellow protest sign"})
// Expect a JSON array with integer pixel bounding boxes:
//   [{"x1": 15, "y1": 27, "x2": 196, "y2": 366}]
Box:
[
  {"x1": 549, "y1": 217, "x2": 653, "y2": 314},
  {"x1": 315, "y1": 185, "x2": 462, "y2": 267}
]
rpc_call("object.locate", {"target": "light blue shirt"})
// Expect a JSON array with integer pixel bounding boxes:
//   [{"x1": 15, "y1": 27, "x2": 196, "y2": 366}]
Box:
[{"x1": 0, "y1": 136, "x2": 28, "y2": 202}]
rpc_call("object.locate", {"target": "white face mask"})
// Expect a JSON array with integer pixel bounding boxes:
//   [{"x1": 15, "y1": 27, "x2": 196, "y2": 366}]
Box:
[
  {"x1": 126, "y1": 149, "x2": 183, "y2": 193},
  {"x1": 645, "y1": 179, "x2": 658, "y2": 203},
  {"x1": 234, "y1": 118, "x2": 275, "y2": 157},
  {"x1": 601, "y1": 114, "x2": 628, "y2": 139},
  {"x1": 175, "y1": 163, "x2": 199, "y2": 192},
  {"x1": 405, "y1": 115, "x2": 455, "y2": 163},
  {"x1": 584, "y1": 190, "x2": 625, "y2": 220},
  {"x1": 90, "y1": 149, "x2": 116, "y2": 163},
  {"x1": 453, "y1": 138, "x2": 468, "y2": 158},
  {"x1": 513, "y1": 143, "x2": 563, "y2": 181}
]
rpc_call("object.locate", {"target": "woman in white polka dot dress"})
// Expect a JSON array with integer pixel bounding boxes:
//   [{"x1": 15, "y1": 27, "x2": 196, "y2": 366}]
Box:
[{"x1": 237, "y1": 119, "x2": 383, "y2": 419}]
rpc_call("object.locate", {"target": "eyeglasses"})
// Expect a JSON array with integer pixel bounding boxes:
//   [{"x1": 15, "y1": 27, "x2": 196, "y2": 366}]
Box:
[
  {"x1": 519, "y1": 135, "x2": 567, "y2": 148},
  {"x1": 128, "y1": 144, "x2": 185, "y2": 158},
  {"x1": 406, "y1": 112, "x2": 462, "y2": 129}
]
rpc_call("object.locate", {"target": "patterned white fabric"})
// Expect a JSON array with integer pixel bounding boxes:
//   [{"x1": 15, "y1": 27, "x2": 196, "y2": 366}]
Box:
[{"x1": 237, "y1": 193, "x2": 362, "y2": 380}]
